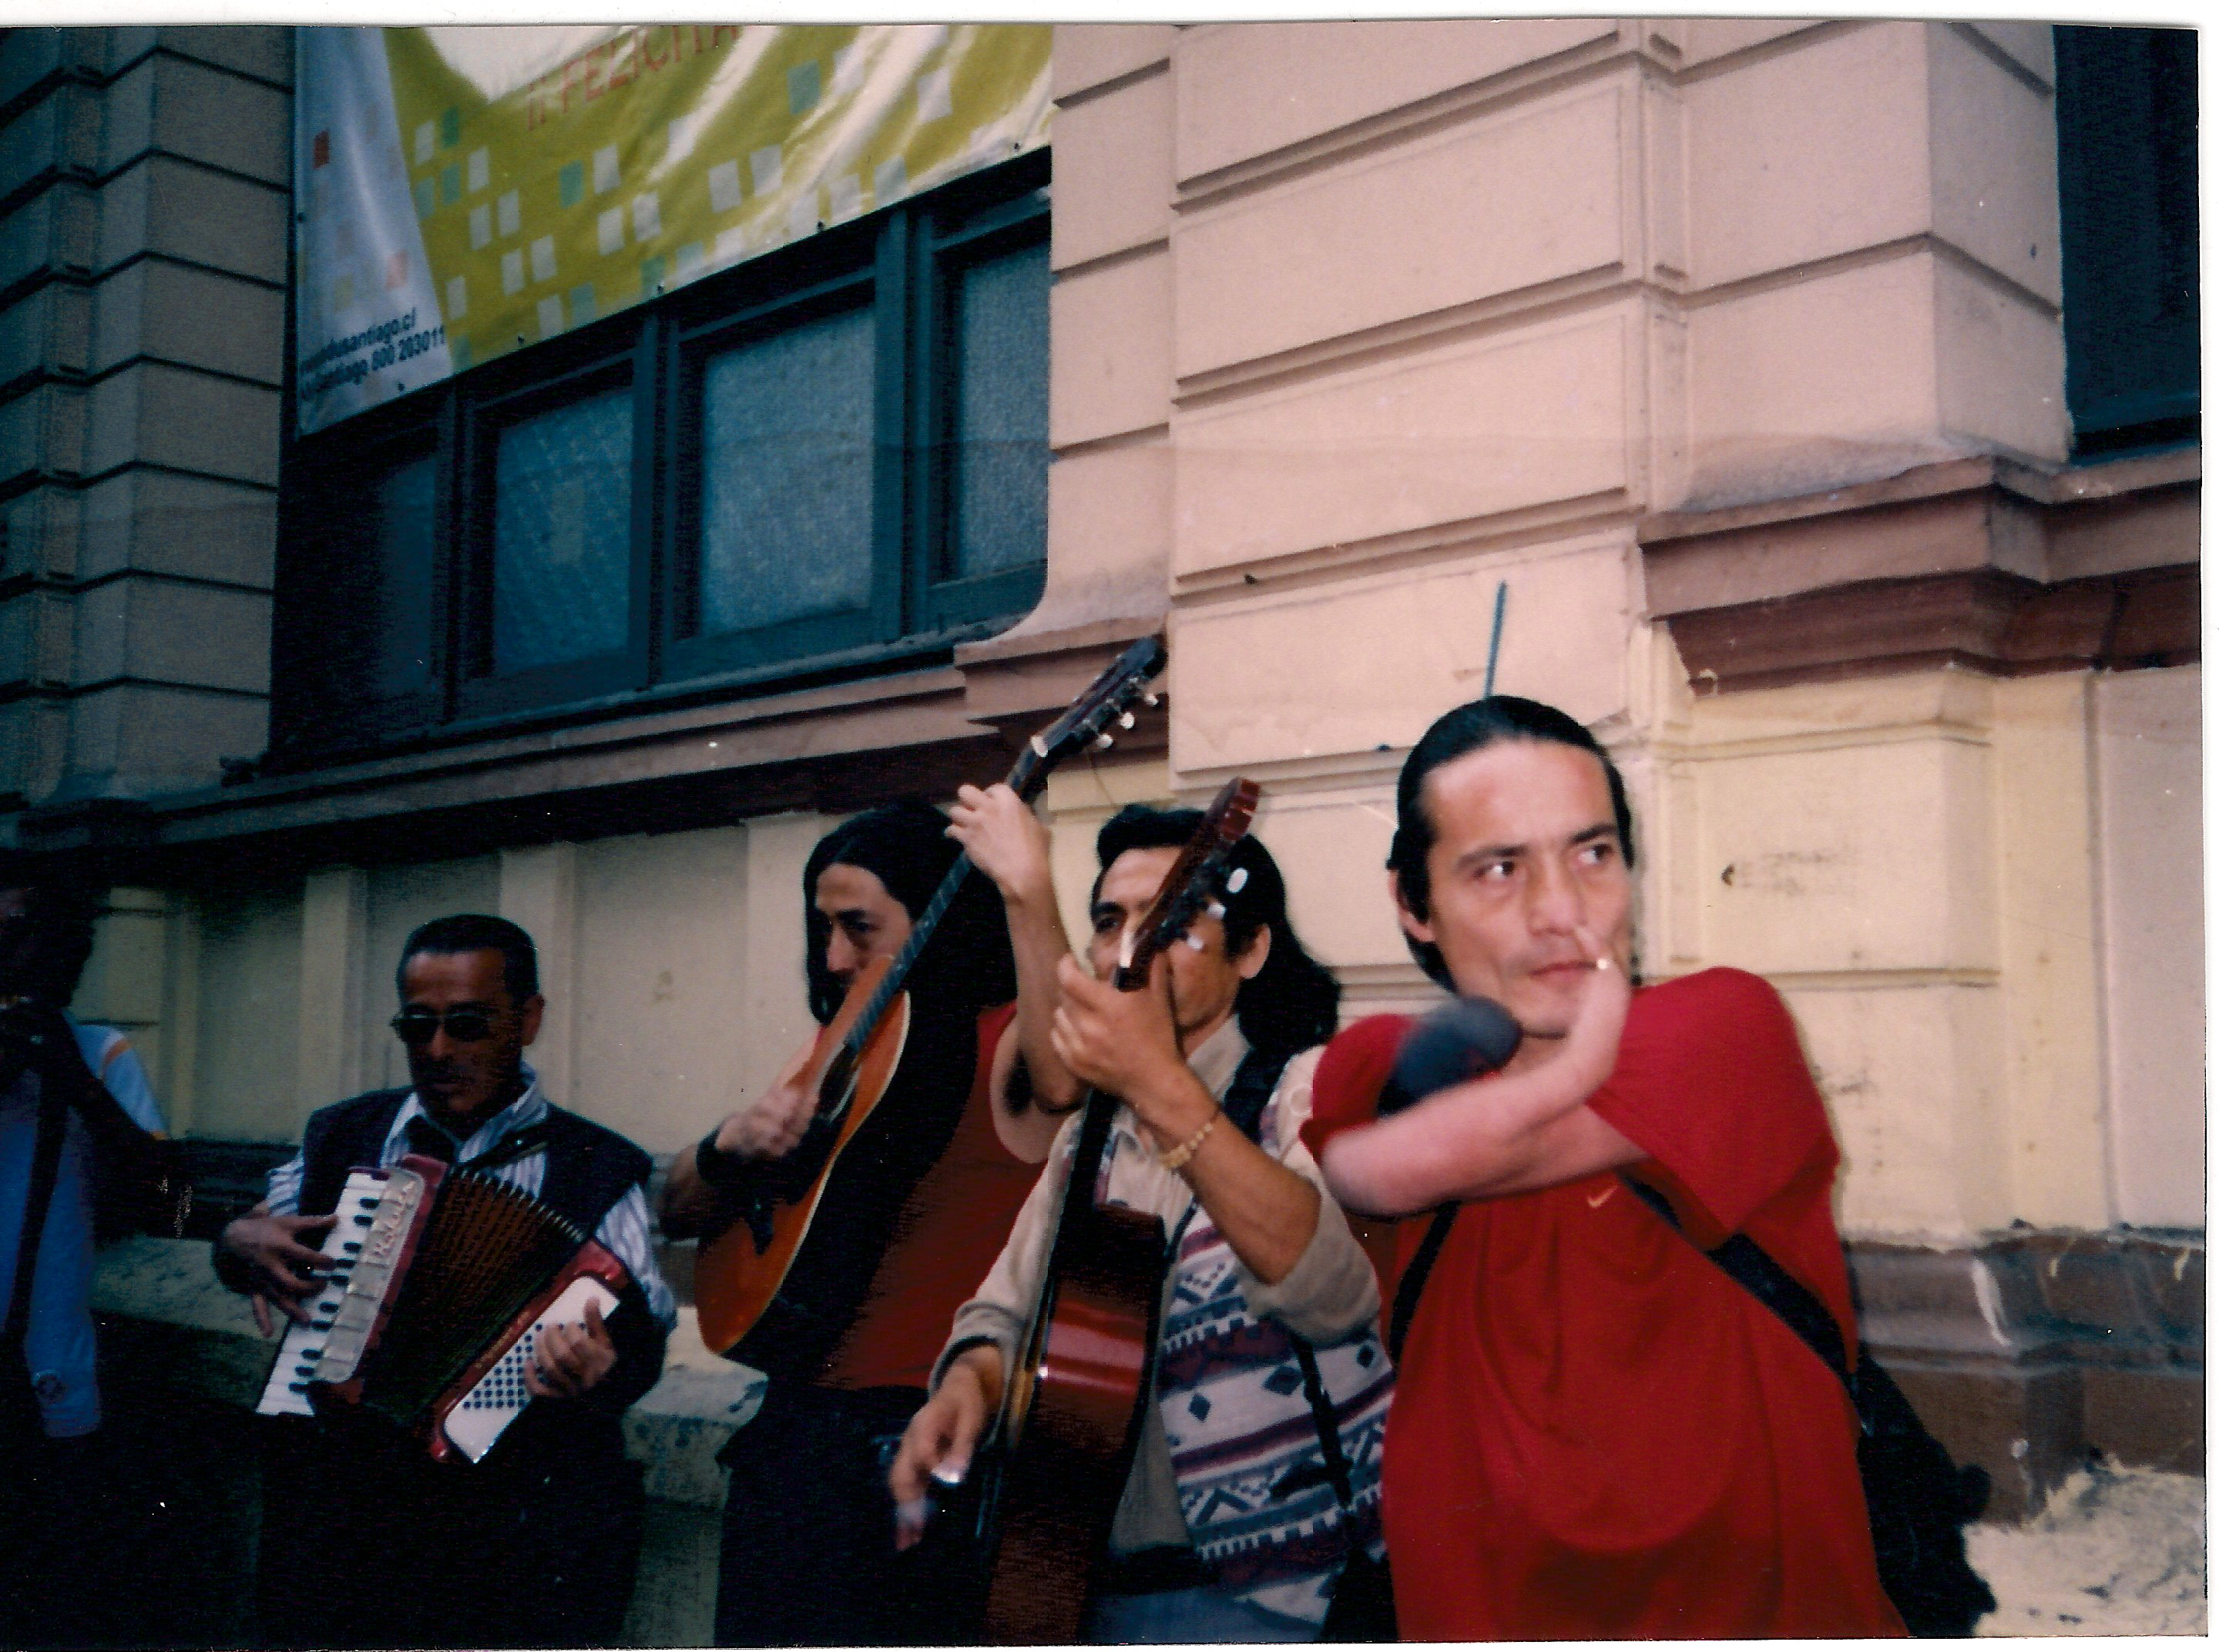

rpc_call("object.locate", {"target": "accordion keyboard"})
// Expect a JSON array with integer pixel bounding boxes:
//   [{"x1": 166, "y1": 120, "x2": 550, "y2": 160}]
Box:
[
  {"x1": 254, "y1": 1166, "x2": 432, "y2": 1417},
  {"x1": 438, "y1": 1273, "x2": 620, "y2": 1462}
]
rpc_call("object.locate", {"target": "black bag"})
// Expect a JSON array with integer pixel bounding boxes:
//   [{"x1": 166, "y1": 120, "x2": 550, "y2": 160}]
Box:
[{"x1": 1621, "y1": 1176, "x2": 1997, "y2": 1637}]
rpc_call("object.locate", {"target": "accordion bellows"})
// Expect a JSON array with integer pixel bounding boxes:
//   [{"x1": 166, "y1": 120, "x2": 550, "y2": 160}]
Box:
[{"x1": 257, "y1": 1153, "x2": 630, "y2": 1462}]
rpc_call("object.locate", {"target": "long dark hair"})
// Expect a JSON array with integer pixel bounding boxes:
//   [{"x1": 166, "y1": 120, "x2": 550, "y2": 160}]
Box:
[
  {"x1": 1385, "y1": 694, "x2": 1636, "y2": 990},
  {"x1": 802, "y1": 800, "x2": 1017, "y2": 1024},
  {"x1": 1093, "y1": 804, "x2": 1341, "y2": 1059}
]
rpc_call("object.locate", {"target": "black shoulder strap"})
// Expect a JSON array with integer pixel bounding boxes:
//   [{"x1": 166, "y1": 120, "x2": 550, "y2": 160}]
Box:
[
  {"x1": 1619, "y1": 1174, "x2": 1854, "y2": 1395},
  {"x1": 1387, "y1": 1204, "x2": 1457, "y2": 1365},
  {"x1": 1220, "y1": 1044, "x2": 1295, "y2": 1144},
  {"x1": 1290, "y1": 1337, "x2": 1358, "y2": 1517},
  {"x1": 5, "y1": 1091, "x2": 70, "y2": 1351}
]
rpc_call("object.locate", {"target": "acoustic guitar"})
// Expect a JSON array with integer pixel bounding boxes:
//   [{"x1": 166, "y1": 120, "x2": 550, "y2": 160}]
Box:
[
  {"x1": 693, "y1": 634, "x2": 1169, "y2": 1358},
  {"x1": 963, "y1": 776, "x2": 1262, "y2": 1645}
]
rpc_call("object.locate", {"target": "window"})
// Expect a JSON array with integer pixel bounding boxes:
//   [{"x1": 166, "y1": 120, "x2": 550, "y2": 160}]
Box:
[
  {"x1": 269, "y1": 151, "x2": 1049, "y2": 767},
  {"x1": 2054, "y1": 25, "x2": 2198, "y2": 456}
]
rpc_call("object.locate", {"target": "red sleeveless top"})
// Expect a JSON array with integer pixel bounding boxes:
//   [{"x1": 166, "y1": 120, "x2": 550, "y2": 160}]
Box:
[{"x1": 819, "y1": 1002, "x2": 1034, "y2": 1391}]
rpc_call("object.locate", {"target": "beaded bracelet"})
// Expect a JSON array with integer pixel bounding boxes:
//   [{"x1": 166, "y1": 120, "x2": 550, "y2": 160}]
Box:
[{"x1": 1157, "y1": 1110, "x2": 1220, "y2": 1174}]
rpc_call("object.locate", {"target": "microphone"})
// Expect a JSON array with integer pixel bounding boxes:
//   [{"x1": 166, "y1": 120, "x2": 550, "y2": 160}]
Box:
[{"x1": 1377, "y1": 996, "x2": 1522, "y2": 1116}]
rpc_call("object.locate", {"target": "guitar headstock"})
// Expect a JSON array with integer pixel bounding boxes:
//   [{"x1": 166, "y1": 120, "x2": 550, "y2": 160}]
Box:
[
  {"x1": 1007, "y1": 635, "x2": 1167, "y2": 801},
  {"x1": 1113, "y1": 777, "x2": 1261, "y2": 991}
]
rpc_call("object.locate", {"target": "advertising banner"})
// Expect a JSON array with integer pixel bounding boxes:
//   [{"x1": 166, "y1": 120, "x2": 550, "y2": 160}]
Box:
[{"x1": 294, "y1": 24, "x2": 1052, "y2": 435}]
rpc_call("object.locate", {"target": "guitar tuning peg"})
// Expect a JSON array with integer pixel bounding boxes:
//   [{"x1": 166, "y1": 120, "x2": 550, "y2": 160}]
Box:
[
  {"x1": 1206, "y1": 902, "x2": 1226, "y2": 921},
  {"x1": 1225, "y1": 868, "x2": 1250, "y2": 893},
  {"x1": 1092, "y1": 733, "x2": 1115, "y2": 751},
  {"x1": 1118, "y1": 711, "x2": 1136, "y2": 730},
  {"x1": 1183, "y1": 932, "x2": 1206, "y2": 951},
  {"x1": 1143, "y1": 693, "x2": 1160, "y2": 707}
]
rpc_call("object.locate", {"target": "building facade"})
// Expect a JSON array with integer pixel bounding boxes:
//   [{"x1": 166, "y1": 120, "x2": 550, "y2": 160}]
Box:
[{"x1": 0, "y1": 19, "x2": 2197, "y2": 1633}]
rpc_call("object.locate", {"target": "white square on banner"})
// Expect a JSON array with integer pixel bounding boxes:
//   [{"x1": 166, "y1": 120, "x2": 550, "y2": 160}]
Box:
[
  {"x1": 874, "y1": 157, "x2": 907, "y2": 204},
  {"x1": 593, "y1": 145, "x2": 619, "y2": 193},
  {"x1": 446, "y1": 275, "x2": 467, "y2": 319},
  {"x1": 502, "y1": 250, "x2": 524, "y2": 295},
  {"x1": 414, "y1": 121, "x2": 435, "y2": 164},
  {"x1": 833, "y1": 42, "x2": 864, "y2": 93},
  {"x1": 468, "y1": 204, "x2": 492, "y2": 250},
  {"x1": 537, "y1": 294, "x2": 564, "y2": 340},
  {"x1": 786, "y1": 190, "x2": 818, "y2": 242},
  {"x1": 750, "y1": 146, "x2": 782, "y2": 196},
  {"x1": 675, "y1": 241, "x2": 705, "y2": 282},
  {"x1": 468, "y1": 148, "x2": 489, "y2": 193},
  {"x1": 828, "y1": 174, "x2": 861, "y2": 223},
  {"x1": 708, "y1": 159, "x2": 741, "y2": 215},
  {"x1": 915, "y1": 67, "x2": 952, "y2": 125},
  {"x1": 530, "y1": 236, "x2": 556, "y2": 284},
  {"x1": 598, "y1": 206, "x2": 624, "y2": 256},
  {"x1": 497, "y1": 190, "x2": 520, "y2": 237},
  {"x1": 713, "y1": 225, "x2": 747, "y2": 264},
  {"x1": 667, "y1": 115, "x2": 697, "y2": 164},
  {"x1": 633, "y1": 193, "x2": 660, "y2": 240}
]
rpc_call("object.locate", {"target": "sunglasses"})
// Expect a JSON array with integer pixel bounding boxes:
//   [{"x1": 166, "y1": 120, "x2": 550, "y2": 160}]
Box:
[{"x1": 389, "y1": 1006, "x2": 502, "y2": 1046}]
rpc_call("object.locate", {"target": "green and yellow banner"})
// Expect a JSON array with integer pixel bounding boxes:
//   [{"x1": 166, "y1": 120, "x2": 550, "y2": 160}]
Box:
[{"x1": 295, "y1": 24, "x2": 1052, "y2": 434}]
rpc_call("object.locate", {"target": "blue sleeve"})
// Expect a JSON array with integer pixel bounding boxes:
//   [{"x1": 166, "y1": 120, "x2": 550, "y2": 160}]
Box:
[{"x1": 76, "y1": 1027, "x2": 166, "y2": 1136}]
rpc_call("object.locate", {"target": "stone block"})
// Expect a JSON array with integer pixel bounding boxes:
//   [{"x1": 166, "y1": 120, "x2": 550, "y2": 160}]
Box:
[
  {"x1": 1169, "y1": 534, "x2": 1634, "y2": 777},
  {"x1": 1232, "y1": 781, "x2": 1409, "y2": 972},
  {"x1": 1888, "y1": 1357, "x2": 2083, "y2": 1523},
  {"x1": 2083, "y1": 1366, "x2": 2202, "y2": 1474},
  {"x1": 0, "y1": 380, "x2": 86, "y2": 485},
  {"x1": 0, "y1": 180, "x2": 97, "y2": 290},
  {"x1": 0, "y1": 697, "x2": 65, "y2": 804},
  {"x1": 353, "y1": 856, "x2": 500, "y2": 1093},
  {"x1": 572, "y1": 826, "x2": 752, "y2": 1153},
  {"x1": 2092, "y1": 665, "x2": 2203, "y2": 1231},
  {"x1": 0, "y1": 81, "x2": 101, "y2": 200},
  {"x1": 1686, "y1": 249, "x2": 1952, "y2": 509},
  {"x1": 1929, "y1": 22, "x2": 2061, "y2": 305},
  {"x1": 0, "y1": 280, "x2": 90, "y2": 388},
  {"x1": 1694, "y1": 733, "x2": 1996, "y2": 975},
  {"x1": 1785, "y1": 980, "x2": 2004, "y2": 1237},
  {"x1": 1174, "y1": 19, "x2": 1617, "y2": 182},
  {"x1": 101, "y1": 52, "x2": 289, "y2": 186},
  {"x1": 0, "y1": 29, "x2": 71, "y2": 112},
  {"x1": 150, "y1": 25, "x2": 294, "y2": 86},
  {"x1": 61, "y1": 680, "x2": 269, "y2": 801},
  {"x1": 1933, "y1": 254, "x2": 2070, "y2": 463},
  {"x1": 1051, "y1": 65, "x2": 1172, "y2": 271},
  {"x1": 1049, "y1": 247, "x2": 1171, "y2": 448},
  {"x1": 1684, "y1": 22, "x2": 1930, "y2": 290},
  {"x1": 76, "y1": 468, "x2": 278, "y2": 587},
  {"x1": 1673, "y1": 18, "x2": 1828, "y2": 68},
  {"x1": 92, "y1": 257, "x2": 285, "y2": 384},
  {"x1": 1053, "y1": 24, "x2": 1173, "y2": 102},
  {"x1": 1963, "y1": 20, "x2": 2054, "y2": 87},
  {"x1": 1032, "y1": 437, "x2": 1170, "y2": 635},
  {"x1": 72, "y1": 576, "x2": 271, "y2": 694},
  {"x1": 1174, "y1": 75, "x2": 1633, "y2": 378},
  {"x1": 1173, "y1": 302, "x2": 1640, "y2": 577},
  {"x1": 2, "y1": 484, "x2": 82, "y2": 580},
  {"x1": 79, "y1": 893, "x2": 169, "y2": 1024},
  {"x1": 186, "y1": 880, "x2": 304, "y2": 1140},
  {"x1": 0, "y1": 586, "x2": 70, "y2": 690},
  {"x1": 83, "y1": 362, "x2": 280, "y2": 485},
  {"x1": 98, "y1": 156, "x2": 288, "y2": 284}
]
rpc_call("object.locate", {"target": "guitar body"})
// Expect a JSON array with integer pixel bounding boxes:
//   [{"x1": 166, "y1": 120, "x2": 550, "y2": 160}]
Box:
[
  {"x1": 694, "y1": 955, "x2": 911, "y2": 1356},
  {"x1": 975, "y1": 1192, "x2": 1166, "y2": 1645}
]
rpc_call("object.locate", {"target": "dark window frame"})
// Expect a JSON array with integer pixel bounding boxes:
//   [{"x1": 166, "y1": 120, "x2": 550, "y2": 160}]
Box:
[{"x1": 268, "y1": 149, "x2": 1049, "y2": 771}]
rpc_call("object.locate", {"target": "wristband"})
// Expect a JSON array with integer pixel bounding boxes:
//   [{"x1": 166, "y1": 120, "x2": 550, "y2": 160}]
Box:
[
  {"x1": 1156, "y1": 1110, "x2": 1219, "y2": 1174},
  {"x1": 693, "y1": 1128, "x2": 751, "y2": 1191}
]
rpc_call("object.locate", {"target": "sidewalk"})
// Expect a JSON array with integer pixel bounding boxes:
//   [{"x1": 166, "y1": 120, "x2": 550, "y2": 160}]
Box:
[{"x1": 1971, "y1": 1462, "x2": 2207, "y2": 1636}]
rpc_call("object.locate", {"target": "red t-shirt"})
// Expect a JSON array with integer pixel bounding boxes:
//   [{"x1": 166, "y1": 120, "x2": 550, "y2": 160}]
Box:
[
  {"x1": 1304, "y1": 969, "x2": 1904, "y2": 1640},
  {"x1": 819, "y1": 1002, "x2": 1035, "y2": 1392}
]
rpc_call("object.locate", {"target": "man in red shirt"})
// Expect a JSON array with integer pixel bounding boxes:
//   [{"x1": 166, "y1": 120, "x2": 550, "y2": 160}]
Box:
[{"x1": 1302, "y1": 694, "x2": 1903, "y2": 1640}]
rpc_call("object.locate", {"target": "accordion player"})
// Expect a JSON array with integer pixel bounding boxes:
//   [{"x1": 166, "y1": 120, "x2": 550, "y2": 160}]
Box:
[{"x1": 255, "y1": 1152, "x2": 634, "y2": 1461}]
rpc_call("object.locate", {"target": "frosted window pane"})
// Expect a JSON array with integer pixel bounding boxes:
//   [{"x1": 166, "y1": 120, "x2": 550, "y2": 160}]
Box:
[
  {"x1": 950, "y1": 241, "x2": 1048, "y2": 579},
  {"x1": 697, "y1": 306, "x2": 875, "y2": 636},
  {"x1": 491, "y1": 388, "x2": 633, "y2": 673}
]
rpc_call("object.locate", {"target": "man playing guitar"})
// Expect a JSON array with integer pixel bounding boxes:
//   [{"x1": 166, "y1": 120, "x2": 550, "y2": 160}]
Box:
[
  {"x1": 889, "y1": 805, "x2": 1387, "y2": 1643},
  {"x1": 660, "y1": 792, "x2": 1077, "y2": 1647}
]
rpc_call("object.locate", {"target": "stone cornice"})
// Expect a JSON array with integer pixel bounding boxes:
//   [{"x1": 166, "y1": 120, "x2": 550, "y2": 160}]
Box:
[{"x1": 1640, "y1": 449, "x2": 2201, "y2": 693}]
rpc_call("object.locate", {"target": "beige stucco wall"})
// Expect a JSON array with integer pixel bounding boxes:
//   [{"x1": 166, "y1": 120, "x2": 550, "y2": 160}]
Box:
[{"x1": 61, "y1": 22, "x2": 2197, "y2": 1254}]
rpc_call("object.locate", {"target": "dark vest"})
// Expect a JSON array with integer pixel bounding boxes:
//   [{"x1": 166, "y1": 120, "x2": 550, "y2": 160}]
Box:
[{"x1": 297, "y1": 1087, "x2": 653, "y2": 1237}]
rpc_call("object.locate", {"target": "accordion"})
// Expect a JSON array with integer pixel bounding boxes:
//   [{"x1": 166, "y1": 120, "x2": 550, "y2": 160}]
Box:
[{"x1": 254, "y1": 1153, "x2": 631, "y2": 1462}]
